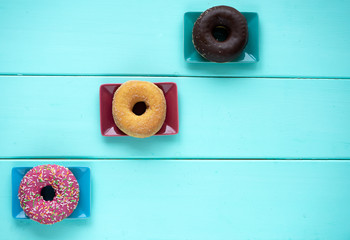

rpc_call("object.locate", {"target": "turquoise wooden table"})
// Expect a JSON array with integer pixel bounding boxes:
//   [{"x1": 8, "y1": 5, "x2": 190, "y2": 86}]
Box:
[{"x1": 0, "y1": 0, "x2": 350, "y2": 239}]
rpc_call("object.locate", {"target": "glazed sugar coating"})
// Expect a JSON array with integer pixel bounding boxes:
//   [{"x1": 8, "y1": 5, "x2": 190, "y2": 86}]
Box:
[
  {"x1": 18, "y1": 164, "x2": 79, "y2": 225},
  {"x1": 112, "y1": 80, "x2": 166, "y2": 138}
]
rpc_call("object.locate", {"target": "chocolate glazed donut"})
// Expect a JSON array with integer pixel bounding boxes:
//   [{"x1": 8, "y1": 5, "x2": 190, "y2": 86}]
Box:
[{"x1": 192, "y1": 6, "x2": 248, "y2": 63}]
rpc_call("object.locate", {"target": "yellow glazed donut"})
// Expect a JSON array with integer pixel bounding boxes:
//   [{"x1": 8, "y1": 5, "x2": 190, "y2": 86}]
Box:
[{"x1": 112, "y1": 80, "x2": 166, "y2": 138}]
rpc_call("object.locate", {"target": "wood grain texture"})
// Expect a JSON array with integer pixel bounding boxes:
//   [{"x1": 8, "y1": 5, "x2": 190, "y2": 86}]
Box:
[
  {"x1": 0, "y1": 76, "x2": 349, "y2": 159},
  {"x1": 0, "y1": 0, "x2": 349, "y2": 77}
]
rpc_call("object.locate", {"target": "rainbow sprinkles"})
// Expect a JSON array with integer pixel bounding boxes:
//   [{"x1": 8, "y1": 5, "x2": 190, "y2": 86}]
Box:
[{"x1": 18, "y1": 164, "x2": 79, "y2": 225}]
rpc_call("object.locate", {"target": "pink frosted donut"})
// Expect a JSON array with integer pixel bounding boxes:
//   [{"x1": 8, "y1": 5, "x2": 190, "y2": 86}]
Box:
[{"x1": 18, "y1": 164, "x2": 79, "y2": 225}]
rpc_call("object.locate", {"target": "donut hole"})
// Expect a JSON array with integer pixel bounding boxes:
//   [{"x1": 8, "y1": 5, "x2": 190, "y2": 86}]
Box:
[
  {"x1": 212, "y1": 25, "x2": 230, "y2": 42},
  {"x1": 41, "y1": 185, "x2": 56, "y2": 201},
  {"x1": 132, "y1": 101, "x2": 148, "y2": 116}
]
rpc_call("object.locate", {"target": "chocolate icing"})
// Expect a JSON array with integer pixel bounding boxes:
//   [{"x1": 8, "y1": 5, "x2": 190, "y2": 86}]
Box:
[{"x1": 192, "y1": 6, "x2": 248, "y2": 63}]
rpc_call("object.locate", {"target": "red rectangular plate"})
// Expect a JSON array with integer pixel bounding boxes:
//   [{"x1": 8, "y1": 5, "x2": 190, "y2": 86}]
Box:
[{"x1": 100, "y1": 82, "x2": 179, "y2": 137}]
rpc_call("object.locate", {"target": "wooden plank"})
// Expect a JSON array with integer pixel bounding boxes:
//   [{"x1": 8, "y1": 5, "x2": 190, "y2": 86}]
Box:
[
  {"x1": 1, "y1": 160, "x2": 350, "y2": 239},
  {"x1": 0, "y1": 76, "x2": 349, "y2": 159},
  {"x1": 0, "y1": 0, "x2": 349, "y2": 77}
]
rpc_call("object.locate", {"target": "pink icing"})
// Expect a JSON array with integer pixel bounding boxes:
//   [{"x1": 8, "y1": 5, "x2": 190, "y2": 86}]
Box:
[{"x1": 18, "y1": 164, "x2": 80, "y2": 225}]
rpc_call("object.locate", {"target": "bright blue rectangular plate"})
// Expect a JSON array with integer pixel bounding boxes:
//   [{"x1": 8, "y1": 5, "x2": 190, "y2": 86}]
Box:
[
  {"x1": 12, "y1": 167, "x2": 91, "y2": 219},
  {"x1": 184, "y1": 12, "x2": 259, "y2": 63}
]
